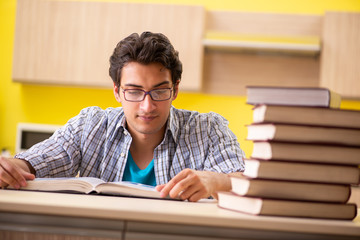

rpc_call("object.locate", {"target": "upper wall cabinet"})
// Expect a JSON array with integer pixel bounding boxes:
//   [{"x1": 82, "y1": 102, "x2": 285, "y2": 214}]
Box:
[
  {"x1": 13, "y1": 0, "x2": 360, "y2": 98},
  {"x1": 201, "y1": 10, "x2": 360, "y2": 98},
  {"x1": 320, "y1": 12, "x2": 360, "y2": 99},
  {"x1": 202, "y1": 11, "x2": 322, "y2": 96},
  {"x1": 12, "y1": 0, "x2": 205, "y2": 91}
]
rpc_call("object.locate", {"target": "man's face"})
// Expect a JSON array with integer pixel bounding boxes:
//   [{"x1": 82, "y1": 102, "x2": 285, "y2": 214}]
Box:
[{"x1": 113, "y1": 62, "x2": 178, "y2": 138}]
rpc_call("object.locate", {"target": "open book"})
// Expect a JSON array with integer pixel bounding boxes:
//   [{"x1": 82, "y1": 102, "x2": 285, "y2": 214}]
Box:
[{"x1": 19, "y1": 177, "x2": 165, "y2": 199}]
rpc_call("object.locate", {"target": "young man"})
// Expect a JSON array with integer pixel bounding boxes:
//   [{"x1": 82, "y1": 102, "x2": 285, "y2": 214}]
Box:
[{"x1": 0, "y1": 32, "x2": 245, "y2": 202}]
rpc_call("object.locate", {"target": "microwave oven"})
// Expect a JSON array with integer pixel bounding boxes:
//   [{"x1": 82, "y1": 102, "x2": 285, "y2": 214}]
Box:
[{"x1": 16, "y1": 123, "x2": 62, "y2": 154}]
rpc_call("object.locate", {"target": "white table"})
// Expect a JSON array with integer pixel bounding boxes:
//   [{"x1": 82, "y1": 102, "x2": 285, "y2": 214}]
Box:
[{"x1": 0, "y1": 190, "x2": 359, "y2": 240}]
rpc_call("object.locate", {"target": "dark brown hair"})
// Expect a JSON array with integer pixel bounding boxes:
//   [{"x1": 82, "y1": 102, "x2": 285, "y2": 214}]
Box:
[{"x1": 109, "y1": 32, "x2": 182, "y2": 89}]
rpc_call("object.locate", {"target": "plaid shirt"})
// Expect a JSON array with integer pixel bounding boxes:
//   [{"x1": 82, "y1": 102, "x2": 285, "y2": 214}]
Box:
[{"x1": 16, "y1": 106, "x2": 245, "y2": 185}]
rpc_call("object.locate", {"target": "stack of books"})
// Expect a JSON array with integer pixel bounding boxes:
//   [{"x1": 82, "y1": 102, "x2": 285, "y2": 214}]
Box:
[{"x1": 218, "y1": 86, "x2": 360, "y2": 220}]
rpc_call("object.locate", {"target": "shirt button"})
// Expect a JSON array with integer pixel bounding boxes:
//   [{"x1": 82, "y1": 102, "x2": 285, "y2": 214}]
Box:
[
  {"x1": 120, "y1": 152, "x2": 125, "y2": 157},
  {"x1": 123, "y1": 131, "x2": 128, "y2": 135}
]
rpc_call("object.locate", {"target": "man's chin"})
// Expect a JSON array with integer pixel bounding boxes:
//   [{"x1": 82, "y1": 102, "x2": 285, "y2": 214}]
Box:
[
  {"x1": 134, "y1": 123, "x2": 163, "y2": 135},
  {"x1": 128, "y1": 118, "x2": 167, "y2": 136},
  {"x1": 136, "y1": 129, "x2": 163, "y2": 136}
]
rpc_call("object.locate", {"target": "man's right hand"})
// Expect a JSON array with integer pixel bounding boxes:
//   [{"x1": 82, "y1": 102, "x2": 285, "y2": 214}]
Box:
[{"x1": 0, "y1": 157, "x2": 35, "y2": 189}]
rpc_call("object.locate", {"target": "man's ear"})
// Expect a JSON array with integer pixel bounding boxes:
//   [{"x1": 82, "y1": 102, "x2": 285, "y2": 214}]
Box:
[
  {"x1": 113, "y1": 83, "x2": 122, "y2": 103},
  {"x1": 172, "y1": 80, "x2": 180, "y2": 100}
]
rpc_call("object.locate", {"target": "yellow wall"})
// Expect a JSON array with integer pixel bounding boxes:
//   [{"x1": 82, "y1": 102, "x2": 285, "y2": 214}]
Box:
[{"x1": 1, "y1": 0, "x2": 360, "y2": 157}]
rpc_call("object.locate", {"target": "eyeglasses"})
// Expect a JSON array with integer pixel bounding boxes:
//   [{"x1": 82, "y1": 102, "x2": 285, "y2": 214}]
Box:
[{"x1": 121, "y1": 88, "x2": 173, "y2": 102}]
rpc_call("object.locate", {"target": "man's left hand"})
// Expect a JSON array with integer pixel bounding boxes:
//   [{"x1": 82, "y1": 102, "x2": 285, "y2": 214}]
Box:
[{"x1": 155, "y1": 169, "x2": 235, "y2": 202}]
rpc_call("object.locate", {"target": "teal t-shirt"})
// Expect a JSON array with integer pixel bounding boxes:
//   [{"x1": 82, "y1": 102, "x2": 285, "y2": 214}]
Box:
[{"x1": 122, "y1": 151, "x2": 156, "y2": 186}]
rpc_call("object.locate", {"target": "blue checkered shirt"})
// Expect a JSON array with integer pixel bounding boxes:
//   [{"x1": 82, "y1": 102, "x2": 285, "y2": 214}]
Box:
[{"x1": 15, "y1": 106, "x2": 245, "y2": 185}]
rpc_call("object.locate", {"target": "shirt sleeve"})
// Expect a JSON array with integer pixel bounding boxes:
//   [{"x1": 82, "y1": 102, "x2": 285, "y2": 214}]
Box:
[
  {"x1": 204, "y1": 112, "x2": 245, "y2": 173},
  {"x1": 14, "y1": 107, "x2": 100, "y2": 178}
]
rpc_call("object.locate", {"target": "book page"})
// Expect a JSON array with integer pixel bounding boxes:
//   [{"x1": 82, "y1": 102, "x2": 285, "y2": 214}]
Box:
[
  {"x1": 75, "y1": 177, "x2": 106, "y2": 186},
  {"x1": 95, "y1": 181, "x2": 161, "y2": 198},
  {"x1": 22, "y1": 177, "x2": 106, "y2": 194},
  {"x1": 107, "y1": 181, "x2": 157, "y2": 191}
]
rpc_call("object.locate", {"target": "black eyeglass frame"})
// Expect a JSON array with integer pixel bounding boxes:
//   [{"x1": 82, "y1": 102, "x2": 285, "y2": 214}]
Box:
[{"x1": 121, "y1": 87, "x2": 173, "y2": 102}]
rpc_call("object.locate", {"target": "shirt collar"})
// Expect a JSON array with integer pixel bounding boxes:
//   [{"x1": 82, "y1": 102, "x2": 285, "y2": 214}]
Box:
[
  {"x1": 166, "y1": 106, "x2": 180, "y2": 143},
  {"x1": 115, "y1": 108, "x2": 128, "y2": 133}
]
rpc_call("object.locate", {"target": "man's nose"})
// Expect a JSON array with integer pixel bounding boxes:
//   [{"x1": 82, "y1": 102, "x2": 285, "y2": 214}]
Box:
[{"x1": 140, "y1": 94, "x2": 156, "y2": 112}]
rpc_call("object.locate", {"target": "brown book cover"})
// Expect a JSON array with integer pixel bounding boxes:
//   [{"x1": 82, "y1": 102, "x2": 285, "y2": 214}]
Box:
[
  {"x1": 218, "y1": 192, "x2": 357, "y2": 220},
  {"x1": 230, "y1": 175, "x2": 351, "y2": 203},
  {"x1": 252, "y1": 104, "x2": 360, "y2": 129},
  {"x1": 246, "y1": 86, "x2": 341, "y2": 108},
  {"x1": 242, "y1": 159, "x2": 360, "y2": 185},
  {"x1": 251, "y1": 141, "x2": 360, "y2": 165},
  {"x1": 246, "y1": 123, "x2": 360, "y2": 147}
]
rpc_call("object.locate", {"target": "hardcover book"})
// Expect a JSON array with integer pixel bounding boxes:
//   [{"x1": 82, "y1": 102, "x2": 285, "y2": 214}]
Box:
[
  {"x1": 252, "y1": 104, "x2": 360, "y2": 129},
  {"x1": 242, "y1": 159, "x2": 360, "y2": 185},
  {"x1": 230, "y1": 176, "x2": 351, "y2": 203},
  {"x1": 246, "y1": 123, "x2": 360, "y2": 147},
  {"x1": 218, "y1": 192, "x2": 357, "y2": 220},
  {"x1": 251, "y1": 141, "x2": 360, "y2": 165},
  {"x1": 246, "y1": 86, "x2": 341, "y2": 108}
]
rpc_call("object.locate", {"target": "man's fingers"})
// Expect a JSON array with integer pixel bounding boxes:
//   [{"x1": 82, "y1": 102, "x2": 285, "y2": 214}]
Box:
[
  {"x1": 160, "y1": 169, "x2": 195, "y2": 198},
  {"x1": 0, "y1": 179, "x2": 8, "y2": 189},
  {"x1": 188, "y1": 190, "x2": 206, "y2": 202},
  {"x1": 178, "y1": 183, "x2": 200, "y2": 200},
  {"x1": 160, "y1": 169, "x2": 213, "y2": 201},
  {"x1": 168, "y1": 177, "x2": 193, "y2": 199},
  {"x1": 8, "y1": 162, "x2": 28, "y2": 186},
  {"x1": 159, "y1": 170, "x2": 186, "y2": 197},
  {"x1": 0, "y1": 158, "x2": 28, "y2": 188},
  {"x1": 155, "y1": 184, "x2": 165, "y2": 192},
  {"x1": 22, "y1": 170, "x2": 35, "y2": 181},
  {"x1": 159, "y1": 179, "x2": 177, "y2": 198},
  {"x1": 0, "y1": 165, "x2": 21, "y2": 189}
]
